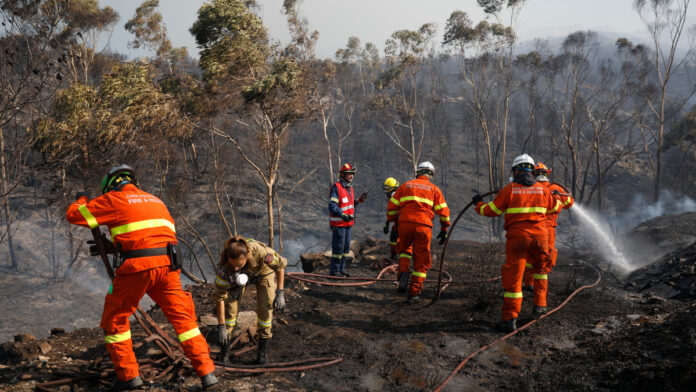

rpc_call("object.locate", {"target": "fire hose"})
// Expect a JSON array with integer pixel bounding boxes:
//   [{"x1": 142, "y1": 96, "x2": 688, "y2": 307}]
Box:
[
  {"x1": 34, "y1": 229, "x2": 345, "y2": 391},
  {"x1": 432, "y1": 263, "x2": 602, "y2": 392},
  {"x1": 288, "y1": 264, "x2": 452, "y2": 288},
  {"x1": 434, "y1": 190, "x2": 499, "y2": 303},
  {"x1": 287, "y1": 269, "x2": 500, "y2": 288},
  {"x1": 287, "y1": 264, "x2": 399, "y2": 286}
]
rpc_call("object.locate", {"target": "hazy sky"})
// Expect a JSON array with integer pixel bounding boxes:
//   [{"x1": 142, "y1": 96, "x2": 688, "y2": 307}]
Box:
[{"x1": 100, "y1": 0, "x2": 696, "y2": 59}]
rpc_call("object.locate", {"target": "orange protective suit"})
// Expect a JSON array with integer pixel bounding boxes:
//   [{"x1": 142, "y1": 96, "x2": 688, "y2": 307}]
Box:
[
  {"x1": 385, "y1": 190, "x2": 412, "y2": 260},
  {"x1": 476, "y1": 180, "x2": 555, "y2": 321},
  {"x1": 66, "y1": 184, "x2": 214, "y2": 381},
  {"x1": 523, "y1": 181, "x2": 574, "y2": 286},
  {"x1": 387, "y1": 175, "x2": 450, "y2": 296}
]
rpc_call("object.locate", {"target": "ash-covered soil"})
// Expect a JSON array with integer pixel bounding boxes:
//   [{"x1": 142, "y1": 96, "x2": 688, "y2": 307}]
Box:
[{"x1": 1, "y1": 234, "x2": 695, "y2": 391}]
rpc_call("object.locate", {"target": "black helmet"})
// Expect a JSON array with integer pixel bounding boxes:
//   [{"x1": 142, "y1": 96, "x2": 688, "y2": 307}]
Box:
[{"x1": 100, "y1": 164, "x2": 137, "y2": 194}]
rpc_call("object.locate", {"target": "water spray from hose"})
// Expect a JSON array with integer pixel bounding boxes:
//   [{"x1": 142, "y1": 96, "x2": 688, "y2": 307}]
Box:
[{"x1": 572, "y1": 204, "x2": 633, "y2": 275}]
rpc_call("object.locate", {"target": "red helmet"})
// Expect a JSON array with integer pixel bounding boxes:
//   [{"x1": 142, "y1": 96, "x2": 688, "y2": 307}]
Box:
[
  {"x1": 339, "y1": 163, "x2": 356, "y2": 174},
  {"x1": 534, "y1": 162, "x2": 551, "y2": 175}
]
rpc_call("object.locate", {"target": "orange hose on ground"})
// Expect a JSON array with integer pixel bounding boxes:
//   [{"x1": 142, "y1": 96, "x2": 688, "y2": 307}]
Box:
[
  {"x1": 217, "y1": 357, "x2": 344, "y2": 373},
  {"x1": 433, "y1": 264, "x2": 602, "y2": 392},
  {"x1": 287, "y1": 265, "x2": 499, "y2": 289}
]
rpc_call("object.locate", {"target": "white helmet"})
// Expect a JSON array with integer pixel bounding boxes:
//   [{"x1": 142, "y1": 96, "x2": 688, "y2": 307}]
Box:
[
  {"x1": 416, "y1": 161, "x2": 435, "y2": 176},
  {"x1": 511, "y1": 154, "x2": 535, "y2": 170}
]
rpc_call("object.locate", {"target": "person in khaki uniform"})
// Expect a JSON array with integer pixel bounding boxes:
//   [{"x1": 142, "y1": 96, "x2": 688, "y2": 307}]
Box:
[{"x1": 212, "y1": 236, "x2": 287, "y2": 364}]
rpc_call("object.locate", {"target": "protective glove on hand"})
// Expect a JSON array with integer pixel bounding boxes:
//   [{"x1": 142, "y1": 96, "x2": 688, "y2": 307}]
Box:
[
  {"x1": 356, "y1": 192, "x2": 368, "y2": 203},
  {"x1": 383, "y1": 221, "x2": 390, "y2": 234},
  {"x1": 216, "y1": 324, "x2": 228, "y2": 347},
  {"x1": 273, "y1": 289, "x2": 286, "y2": 310},
  {"x1": 341, "y1": 214, "x2": 354, "y2": 222},
  {"x1": 472, "y1": 194, "x2": 483, "y2": 204},
  {"x1": 75, "y1": 191, "x2": 90, "y2": 201},
  {"x1": 436, "y1": 231, "x2": 447, "y2": 245},
  {"x1": 86, "y1": 233, "x2": 115, "y2": 256}
]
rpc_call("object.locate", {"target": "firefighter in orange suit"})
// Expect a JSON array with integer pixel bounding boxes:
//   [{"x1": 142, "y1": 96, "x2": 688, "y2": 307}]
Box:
[
  {"x1": 473, "y1": 154, "x2": 555, "y2": 332},
  {"x1": 522, "y1": 162, "x2": 574, "y2": 290},
  {"x1": 66, "y1": 165, "x2": 218, "y2": 391},
  {"x1": 387, "y1": 161, "x2": 450, "y2": 302}
]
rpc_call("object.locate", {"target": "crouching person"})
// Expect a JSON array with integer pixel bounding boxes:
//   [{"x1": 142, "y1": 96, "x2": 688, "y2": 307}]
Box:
[{"x1": 212, "y1": 236, "x2": 287, "y2": 364}]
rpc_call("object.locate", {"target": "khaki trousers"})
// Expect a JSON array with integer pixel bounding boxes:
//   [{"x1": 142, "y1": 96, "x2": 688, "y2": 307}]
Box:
[{"x1": 224, "y1": 273, "x2": 276, "y2": 338}]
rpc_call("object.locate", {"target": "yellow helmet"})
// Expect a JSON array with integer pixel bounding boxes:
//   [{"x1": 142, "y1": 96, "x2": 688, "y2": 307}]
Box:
[{"x1": 383, "y1": 177, "x2": 399, "y2": 192}]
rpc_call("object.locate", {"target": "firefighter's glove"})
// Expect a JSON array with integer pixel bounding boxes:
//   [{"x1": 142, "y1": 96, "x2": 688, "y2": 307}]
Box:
[
  {"x1": 87, "y1": 233, "x2": 115, "y2": 256},
  {"x1": 356, "y1": 192, "x2": 368, "y2": 204},
  {"x1": 551, "y1": 190, "x2": 560, "y2": 195},
  {"x1": 437, "y1": 231, "x2": 447, "y2": 246},
  {"x1": 472, "y1": 194, "x2": 483, "y2": 204},
  {"x1": 383, "y1": 221, "x2": 390, "y2": 235},
  {"x1": 341, "y1": 214, "x2": 353, "y2": 222},
  {"x1": 216, "y1": 324, "x2": 228, "y2": 347},
  {"x1": 75, "y1": 191, "x2": 90, "y2": 201},
  {"x1": 273, "y1": 289, "x2": 286, "y2": 311}
]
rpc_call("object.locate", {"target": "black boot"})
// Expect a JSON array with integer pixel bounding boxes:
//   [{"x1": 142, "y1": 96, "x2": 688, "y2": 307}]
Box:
[
  {"x1": 533, "y1": 306, "x2": 548, "y2": 317},
  {"x1": 501, "y1": 318, "x2": 517, "y2": 333},
  {"x1": 110, "y1": 375, "x2": 144, "y2": 391},
  {"x1": 397, "y1": 273, "x2": 409, "y2": 293},
  {"x1": 256, "y1": 337, "x2": 270, "y2": 365}
]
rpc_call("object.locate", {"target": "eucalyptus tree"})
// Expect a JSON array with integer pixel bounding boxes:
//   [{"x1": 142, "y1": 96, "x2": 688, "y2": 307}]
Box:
[
  {"x1": 36, "y1": 62, "x2": 193, "y2": 178},
  {"x1": 374, "y1": 23, "x2": 437, "y2": 176},
  {"x1": 632, "y1": 0, "x2": 696, "y2": 201},
  {"x1": 539, "y1": 31, "x2": 597, "y2": 202},
  {"x1": 580, "y1": 56, "x2": 639, "y2": 210},
  {"x1": 332, "y1": 37, "x2": 382, "y2": 182},
  {"x1": 0, "y1": 0, "x2": 73, "y2": 269},
  {"x1": 513, "y1": 48, "x2": 545, "y2": 152},
  {"x1": 476, "y1": 0, "x2": 527, "y2": 185},
  {"x1": 125, "y1": 0, "x2": 189, "y2": 75},
  {"x1": 60, "y1": 0, "x2": 118, "y2": 84},
  {"x1": 443, "y1": 9, "x2": 518, "y2": 190},
  {"x1": 191, "y1": 0, "x2": 314, "y2": 246}
]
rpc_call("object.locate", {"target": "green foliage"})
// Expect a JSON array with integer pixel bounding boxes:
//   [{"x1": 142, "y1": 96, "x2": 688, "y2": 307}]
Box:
[
  {"x1": 36, "y1": 63, "x2": 192, "y2": 171},
  {"x1": 36, "y1": 82, "x2": 98, "y2": 168},
  {"x1": 335, "y1": 36, "x2": 380, "y2": 71},
  {"x1": 514, "y1": 50, "x2": 542, "y2": 67},
  {"x1": 241, "y1": 57, "x2": 299, "y2": 102},
  {"x1": 125, "y1": 0, "x2": 170, "y2": 55},
  {"x1": 385, "y1": 24, "x2": 435, "y2": 58},
  {"x1": 189, "y1": 0, "x2": 268, "y2": 82},
  {"x1": 64, "y1": 0, "x2": 118, "y2": 32},
  {"x1": 378, "y1": 24, "x2": 435, "y2": 89},
  {"x1": 158, "y1": 74, "x2": 206, "y2": 116},
  {"x1": 443, "y1": 11, "x2": 515, "y2": 47},
  {"x1": 51, "y1": 82, "x2": 97, "y2": 125},
  {"x1": 477, "y1": 0, "x2": 527, "y2": 15}
]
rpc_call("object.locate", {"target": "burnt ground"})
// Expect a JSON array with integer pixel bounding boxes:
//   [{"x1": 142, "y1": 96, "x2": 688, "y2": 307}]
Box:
[{"x1": 1, "y1": 236, "x2": 695, "y2": 392}]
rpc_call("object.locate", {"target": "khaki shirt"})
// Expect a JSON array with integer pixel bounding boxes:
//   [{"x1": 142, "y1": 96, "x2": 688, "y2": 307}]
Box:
[{"x1": 212, "y1": 239, "x2": 287, "y2": 301}]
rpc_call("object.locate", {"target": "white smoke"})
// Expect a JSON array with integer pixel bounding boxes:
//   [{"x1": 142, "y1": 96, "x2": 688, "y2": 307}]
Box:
[
  {"x1": 559, "y1": 191, "x2": 696, "y2": 275},
  {"x1": 609, "y1": 190, "x2": 696, "y2": 232},
  {"x1": 274, "y1": 235, "x2": 323, "y2": 272}
]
